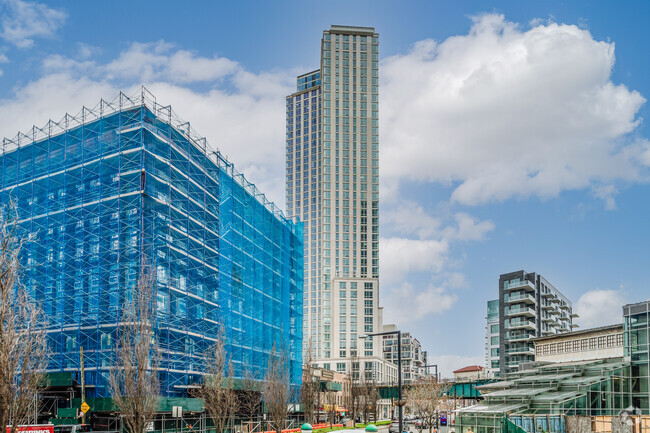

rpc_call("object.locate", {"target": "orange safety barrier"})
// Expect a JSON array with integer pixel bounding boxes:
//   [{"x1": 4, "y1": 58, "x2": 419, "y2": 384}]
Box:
[{"x1": 263, "y1": 423, "x2": 344, "y2": 433}]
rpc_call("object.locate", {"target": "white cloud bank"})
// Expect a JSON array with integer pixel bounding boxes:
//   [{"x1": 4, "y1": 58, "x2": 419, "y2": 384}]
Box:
[
  {"x1": 0, "y1": 0, "x2": 66, "y2": 48},
  {"x1": 381, "y1": 14, "x2": 649, "y2": 207},
  {"x1": 379, "y1": 202, "x2": 495, "y2": 324},
  {"x1": 575, "y1": 289, "x2": 627, "y2": 329}
]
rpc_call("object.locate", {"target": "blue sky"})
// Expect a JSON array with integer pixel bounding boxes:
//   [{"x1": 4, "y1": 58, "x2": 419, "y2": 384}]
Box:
[{"x1": 0, "y1": 0, "x2": 648, "y2": 376}]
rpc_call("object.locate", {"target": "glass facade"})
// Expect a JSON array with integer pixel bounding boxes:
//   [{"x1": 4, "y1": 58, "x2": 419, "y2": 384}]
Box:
[
  {"x1": 486, "y1": 299, "x2": 500, "y2": 376},
  {"x1": 0, "y1": 91, "x2": 303, "y2": 398},
  {"x1": 457, "y1": 358, "x2": 632, "y2": 433},
  {"x1": 624, "y1": 300, "x2": 650, "y2": 413}
]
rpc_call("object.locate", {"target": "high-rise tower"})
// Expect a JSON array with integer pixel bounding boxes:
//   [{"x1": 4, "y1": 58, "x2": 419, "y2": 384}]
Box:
[{"x1": 286, "y1": 26, "x2": 395, "y2": 383}]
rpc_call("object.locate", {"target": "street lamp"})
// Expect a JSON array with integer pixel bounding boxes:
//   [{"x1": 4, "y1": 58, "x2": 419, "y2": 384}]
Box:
[{"x1": 359, "y1": 330, "x2": 404, "y2": 433}]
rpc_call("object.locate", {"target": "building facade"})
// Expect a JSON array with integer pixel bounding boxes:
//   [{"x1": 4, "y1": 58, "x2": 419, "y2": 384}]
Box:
[
  {"x1": 0, "y1": 90, "x2": 304, "y2": 397},
  {"x1": 381, "y1": 326, "x2": 429, "y2": 383},
  {"x1": 498, "y1": 270, "x2": 577, "y2": 376},
  {"x1": 534, "y1": 324, "x2": 624, "y2": 364},
  {"x1": 453, "y1": 365, "x2": 485, "y2": 382},
  {"x1": 286, "y1": 25, "x2": 395, "y2": 383},
  {"x1": 624, "y1": 299, "x2": 650, "y2": 413},
  {"x1": 485, "y1": 299, "x2": 500, "y2": 377}
]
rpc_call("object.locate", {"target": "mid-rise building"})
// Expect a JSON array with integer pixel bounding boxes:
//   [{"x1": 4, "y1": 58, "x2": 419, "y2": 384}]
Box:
[
  {"x1": 0, "y1": 90, "x2": 304, "y2": 398},
  {"x1": 286, "y1": 25, "x2": 395, "y2": 383},
  {"x1": 624, "y1": 299, "x2": 650, "y2": 412},
  {"x1": 485, "y1": 299, "x2": 500, "y2": 377},
  {"x1": 498, "y1": 270, "x2": 577, "y2": 376},
  {"x1": 381, "y1": 325, "x2": 429, "y2": 383}
]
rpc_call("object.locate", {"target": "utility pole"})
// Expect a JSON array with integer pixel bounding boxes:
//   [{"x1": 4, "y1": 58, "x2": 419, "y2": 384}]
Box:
[{"x1": 80, "y1": 347, "x2": 86, "y2": 425}]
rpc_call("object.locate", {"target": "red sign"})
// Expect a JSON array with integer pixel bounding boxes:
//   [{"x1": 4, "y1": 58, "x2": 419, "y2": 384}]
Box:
[{"x1": 7, "y1": 425, "x2": 54, "y2": 433}]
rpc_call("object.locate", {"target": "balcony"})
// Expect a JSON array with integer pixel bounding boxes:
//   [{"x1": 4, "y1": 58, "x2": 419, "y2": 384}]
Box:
[
  {"x1": 503, "y1": 279, "x2": 535, "y2": 292},
  {"x1": 507, "y1": 346, "x2": 535, "y2": 356},
  {"x1": 505, "y1": 318, "x2": 536, "y2": 331},
  {"x1": 506, "y1": 331, "x2": 535, "y2": 342},
  {"x1": 505, "y1": 306, "x2": 536, "y2": 317},
  {"x1": 504, "y1": 292, "x2": 535, "y2": 304}
]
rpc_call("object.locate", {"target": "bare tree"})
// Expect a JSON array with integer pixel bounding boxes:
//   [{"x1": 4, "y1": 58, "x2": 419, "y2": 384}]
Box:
[
  {"x1": 263, "y1": 344, "x2": 291, "y2": 433},
  {"x1": 195, "y1": 331, "x2": 238, "y2": 433},
  {"x1": 345, "y1": 355, "x2": 362, "y2": 424},
  {"x1": 324, "y1": 387, "x2": 337, "y2": 428},
  {"x1": 108, "y1": 266, "x2": 159, "y2": 433},
  {"x1": 405, "y1": 377, "x2": 450, "y2": 433},
  {"x1": 239, "y1": 368, "x2": 263, "y2": 431},
  {"x1": 364, "y1": 377, "x2": 380, "y2": 424},
  {"x1": 0, "y1": 206, "x2": 50, "y2": 433},
  {"x1": 301, "y1": 340, "x2": 318, "y2": 424}
]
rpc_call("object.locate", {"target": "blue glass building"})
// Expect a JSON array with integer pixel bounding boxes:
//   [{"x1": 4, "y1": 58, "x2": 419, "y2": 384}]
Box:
[{"x1": 0, "y1": 90, "x2": 303, "y2": 398}]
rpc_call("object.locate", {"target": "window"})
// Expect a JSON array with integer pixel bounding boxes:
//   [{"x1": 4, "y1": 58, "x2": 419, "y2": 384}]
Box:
[
  {"x1": 491, "y1": 337, "x2": 499, "y2": 345},
  {"x1": 337, "y1": 363, "x2": 346, "y2": 372}
]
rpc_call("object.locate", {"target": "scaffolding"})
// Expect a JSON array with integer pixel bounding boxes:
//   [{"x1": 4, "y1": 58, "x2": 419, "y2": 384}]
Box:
[{"x1": 0, "y1": 87, "x2": 304, "y2": 398}]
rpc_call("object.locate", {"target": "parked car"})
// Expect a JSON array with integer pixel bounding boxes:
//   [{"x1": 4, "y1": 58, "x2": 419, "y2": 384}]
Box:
[
  {"x1": 414, "y1": 420, "x2": 428, "y2": 429},
  {"x1": 389, "y1": 420, "x2": 400, "y2": 433}
]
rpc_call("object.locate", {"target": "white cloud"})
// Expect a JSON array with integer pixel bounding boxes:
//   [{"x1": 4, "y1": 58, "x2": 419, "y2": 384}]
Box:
[
  {"x1": 575, "y1": 289, "x2": 626, "y2": 329},
  {"x1": 382, "y1": 281, "x2": 458, "y2": 325},
  {"x1": 0, "y1": 43, "x2": 294, "y2": 206},
  {"x1": 104, "y1": 42, "x2": 241, "y2": 84},
  {"x1": 381, "y1": 14, "x2": 648, "y2": 205},
  {"x1": 591, "y1": 184, "x2": 618, "y2": 210},
  {"x1": 0, "y1": 0, "x2": 66, "y2": 48},
  {"x1": 379, "y1": 204, "x2": 494, "y2": 323},
  {"x1": 380, "y1": 237, "x2": 450, "y2": 285},
  {"x1": 443, "y1": 212, "x2": 495, "y2": 241},
  {"x1": 383, "y1": 201, "x2": 442, "y2": 239}
]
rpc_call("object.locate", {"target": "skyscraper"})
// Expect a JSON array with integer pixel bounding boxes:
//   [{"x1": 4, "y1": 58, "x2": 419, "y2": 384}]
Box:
[{"x1": 286, "y1": 26, "x2": 395, "y2": 383}]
